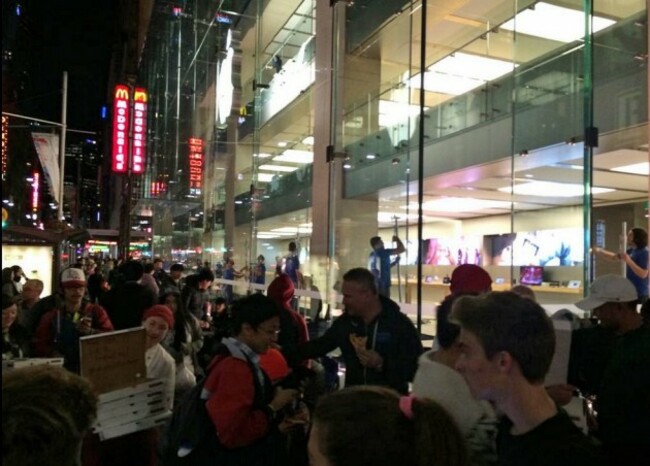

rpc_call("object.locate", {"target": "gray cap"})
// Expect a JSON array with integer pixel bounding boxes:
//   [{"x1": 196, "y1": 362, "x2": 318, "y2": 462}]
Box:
[{"x1": 575, "y1": 274, "x2": 638, "y2": 310}]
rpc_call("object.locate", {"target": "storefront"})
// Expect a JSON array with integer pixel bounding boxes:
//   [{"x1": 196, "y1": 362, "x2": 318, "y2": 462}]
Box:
[{"x1": 138, "y1": 0, "x2": 649, "y2": 323}]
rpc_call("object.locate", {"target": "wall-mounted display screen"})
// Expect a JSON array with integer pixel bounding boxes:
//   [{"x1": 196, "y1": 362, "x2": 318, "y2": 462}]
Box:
[
  {"x1": 419, "y1": 236, "x2": 483, "y2": 266},
  {"x1": 484, "y1": 228, "x2": 584, "y2": 266}
]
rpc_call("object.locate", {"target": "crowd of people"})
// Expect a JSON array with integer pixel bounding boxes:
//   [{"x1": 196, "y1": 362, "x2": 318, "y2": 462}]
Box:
[{"x1": 2, "y1": 233, "x2": 648, "y2": 466}]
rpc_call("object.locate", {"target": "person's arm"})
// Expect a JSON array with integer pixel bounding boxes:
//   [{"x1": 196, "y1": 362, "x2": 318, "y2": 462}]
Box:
[
  {"x1": 91, "y1": 306, "x2": 115, "y2": 333},
  {"x1": 592, "y1": 246, "x2": 620, "y2": 262},
  {"x1": 392, "y1": 235, "x2": 406, "y2": 255},
  {"x1": 622, "y1": 249, "x2": 649, "y2": 279},
  {"x1": 385, "y1": 315, "x2": 424, "y2": 393},
  {"x1": 285, "y1": 318, "x2": 341, "y2": 364}
]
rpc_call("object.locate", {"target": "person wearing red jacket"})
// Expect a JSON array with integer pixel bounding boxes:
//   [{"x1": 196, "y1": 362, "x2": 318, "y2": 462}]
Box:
[
  {"x1": 266, "y1": 273, "x2": 309, "y2": 367},
  {"x1": 202, "y1": 293, "x2": 305, "y2": 465},
  {"x1": 34, "y1": 268, "x2": 113, "y2": 373}
]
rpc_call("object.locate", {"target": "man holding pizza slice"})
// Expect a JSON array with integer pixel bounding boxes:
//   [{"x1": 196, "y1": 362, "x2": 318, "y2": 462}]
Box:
[{"x1": 286, "y1": 268, "x2": 423, "y2": 394}]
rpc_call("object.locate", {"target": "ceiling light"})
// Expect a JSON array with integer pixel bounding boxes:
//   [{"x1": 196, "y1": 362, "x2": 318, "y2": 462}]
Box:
[
  {"x1": 415, "y1": 197, "x2": 513, "y2": 212},
  {"x1": 302, "y1": 136, "x2": 314, "y2": 146},
  {"x1": 272, "y1": 226, "x2": 312, "y2": 234},
  {"x1": 611, "y1": 162, "x2": 649, "y2": 175},
  {"x1": 257, "y1": 173, "x2": 275, "y2": 183},
  {"x1": 498, "y1": 181, "x2": 615, "y2": 197},
  {"x1": 259, "y1": 164, "x2": 299, "y2": 173},
  {"x1": 277, "y1": 141, "x2": 288, "y2": 147},
  {"x1": 501, "y1": 2, "x2": 615, "y2": 43},
  {"x1": 378, "y1": 100, "x2": 428, "y2": 127},
  {"x1": 257, "y1": 233, "x2": 282, "y2": 239},
  {"x1": 431, "y1": 52, "x2": 514, "y2": 82},
  {"x1": 273, "y1": 150, "x2": 313, "y2": 164},
  {"x1": 366, "y1": 154, "x2": 376, "y2": 160},
  {"x1": 408, "y1": 53, "x2": 515, "y2": 95}
]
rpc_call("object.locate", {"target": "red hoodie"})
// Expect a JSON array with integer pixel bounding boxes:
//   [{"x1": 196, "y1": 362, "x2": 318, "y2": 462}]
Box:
[{"x1": 266, "y1": 274, "x2": 309, "y2": 365}]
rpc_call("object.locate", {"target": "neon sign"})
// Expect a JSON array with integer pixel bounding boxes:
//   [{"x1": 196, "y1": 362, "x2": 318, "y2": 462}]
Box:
[
  {"x1": 112, "y1": 85, "x2": 130, "y2": 173},
  {"x1": 151, "y1": 181, "x2": 167, "y2": 196},
  {"x1": 32, "y1": 172, "x2": 39, "y2": 213},
  {"x1": 188, "y1": 137, "x2": 204, "y2": 196},
  {"x1": 132, "y1": 88, "x2": 147, "y2": 174},
  {"x1": 1, "y1": 116, "x2": 8, "y2": 180}
]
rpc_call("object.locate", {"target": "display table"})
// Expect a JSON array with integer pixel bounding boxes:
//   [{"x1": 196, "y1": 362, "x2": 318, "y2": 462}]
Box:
[{"x1": 396, "y1": 281, "x2": 583, "y2": 305}]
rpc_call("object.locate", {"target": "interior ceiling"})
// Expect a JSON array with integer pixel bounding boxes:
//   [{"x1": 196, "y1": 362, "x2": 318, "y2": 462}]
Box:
[
  {"x1": 374, "y1": 131, "x2": 649, "y2": 227},
  {"x1": 241, "y1": 0, "x2": 648, "y2": 235}
]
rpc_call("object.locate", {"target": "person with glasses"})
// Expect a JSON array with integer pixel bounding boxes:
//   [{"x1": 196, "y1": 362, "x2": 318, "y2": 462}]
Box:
[{"x1": 200, "y1": 293, "x2": 304, "y2": 465}]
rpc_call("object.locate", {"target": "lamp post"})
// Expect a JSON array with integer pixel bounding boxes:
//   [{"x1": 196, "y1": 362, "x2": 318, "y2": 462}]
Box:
[{"x1": 58, "y1": 71, "x2": 68, "y2": 221}]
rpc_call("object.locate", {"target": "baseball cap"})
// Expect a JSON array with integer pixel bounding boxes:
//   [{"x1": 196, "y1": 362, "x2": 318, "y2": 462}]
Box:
[
  {"x1": 449, "y1": 264, "x2": 493, "y2": 295},
  {"x1": 60, "y1": 268, "x2": 87, "y2": 288},
  {"x1": 575, "y1": 274, "x2": 638, "y2": 310}
]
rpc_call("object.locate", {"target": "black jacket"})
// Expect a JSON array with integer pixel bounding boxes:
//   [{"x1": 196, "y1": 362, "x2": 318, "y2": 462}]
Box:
[{"x1": 290, "y1": 296, "x2": 423, "y2": 394}]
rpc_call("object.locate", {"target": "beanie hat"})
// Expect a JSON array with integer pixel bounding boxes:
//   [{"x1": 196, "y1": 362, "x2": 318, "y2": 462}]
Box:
[
  {"x1": 142, "y1": 304, "x2": 175, "y2": 329},
  {"x1": 449, "y1": 264, "x2": 492, "y2": 295},
  {"x1": 60, "y1": 268, "x2": 87, "y2": 288}
]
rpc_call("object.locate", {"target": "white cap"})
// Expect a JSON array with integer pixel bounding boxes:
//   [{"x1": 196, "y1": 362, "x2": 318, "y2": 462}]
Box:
[
  {"x1": 60, "y1": 268, "x2": 86, "y2": 288},
  {"x1": 575, "y1": 274, "x2": 638, "y2": 310}
]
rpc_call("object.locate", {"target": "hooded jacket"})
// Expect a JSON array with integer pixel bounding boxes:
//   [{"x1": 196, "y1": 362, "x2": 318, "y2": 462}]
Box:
[
  {"x1": 290, "y1": 295, "x2": 422, "y2": 394},
  {"x1": 266, "y1": 274, "x2": 308, "y2": 366}
]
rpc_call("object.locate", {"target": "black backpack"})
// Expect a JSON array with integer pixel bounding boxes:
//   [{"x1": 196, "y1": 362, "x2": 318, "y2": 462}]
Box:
[
  {"x1": 160, "y1": 344, "x2": 271, "y2": 466},
  {"x1": 160, "y1": 367, "x2": 218, "y2": 465}
]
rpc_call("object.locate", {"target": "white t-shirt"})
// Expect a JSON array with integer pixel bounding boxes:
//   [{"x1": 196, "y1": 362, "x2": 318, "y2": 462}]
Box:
[{"x1": 146, "y1": 343, "x2": 176, "y2": 411}]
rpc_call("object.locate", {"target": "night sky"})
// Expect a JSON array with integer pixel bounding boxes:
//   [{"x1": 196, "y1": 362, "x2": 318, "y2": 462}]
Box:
[{"x1": 19, "y1": 1, "x2": 116, "y2": 132}]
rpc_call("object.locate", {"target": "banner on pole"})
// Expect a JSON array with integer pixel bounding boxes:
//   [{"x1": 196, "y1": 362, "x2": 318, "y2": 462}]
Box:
[{"x1": 31, "y1": 132, "x2": 61, "y2": 204}]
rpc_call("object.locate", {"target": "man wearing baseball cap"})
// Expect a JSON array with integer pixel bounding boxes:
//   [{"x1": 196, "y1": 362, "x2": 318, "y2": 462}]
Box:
[
  {"x1": 34, "y1": 268, "x2": 114, "y2": 373},
  {"x1": 571, "y1": 274, "x2": 649, "y2": 466}
]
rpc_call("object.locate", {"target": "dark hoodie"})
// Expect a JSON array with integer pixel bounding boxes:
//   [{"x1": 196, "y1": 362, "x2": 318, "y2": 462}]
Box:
[
  {"x1": 267, "y1": 274, "x2": 309, "y2": 366},
  {"x1": 289, "y1": 295, "x2": 423, "y2": 394}
]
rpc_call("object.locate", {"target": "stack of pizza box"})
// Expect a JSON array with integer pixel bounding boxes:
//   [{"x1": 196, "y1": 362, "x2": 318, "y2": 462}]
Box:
[{"x1": 80, "y1": 328, "x2": 172, "y2": 440}]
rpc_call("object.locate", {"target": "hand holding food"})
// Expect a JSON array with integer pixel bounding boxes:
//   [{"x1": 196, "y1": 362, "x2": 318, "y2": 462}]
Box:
[{"x1": 349, "y1": 333, "x2": 367, "y2": 350}]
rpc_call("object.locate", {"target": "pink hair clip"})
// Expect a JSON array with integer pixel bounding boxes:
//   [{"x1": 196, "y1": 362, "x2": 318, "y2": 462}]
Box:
[{"x1": 399, "y1": 395, "x2": 415, "y2": 420}]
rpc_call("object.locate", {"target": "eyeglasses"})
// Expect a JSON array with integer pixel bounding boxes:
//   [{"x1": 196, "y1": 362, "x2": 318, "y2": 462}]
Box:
[{"x1": 257, "y1": 327, "x2": 280, "y2": 336}]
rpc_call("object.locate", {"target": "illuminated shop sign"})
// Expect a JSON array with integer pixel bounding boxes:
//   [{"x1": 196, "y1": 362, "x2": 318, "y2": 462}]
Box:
[
  {"x1": 132, "y1": 88, "x2": 148, "y2": 174},
  {"x1": 151, "y1": 181, "x2": 167, "y2": 196},
  {"x1": 188, "y1": 137, "x2": 204, "y2": 196},
  {"x1": 1, "y1": 116, "x2": 7, "y2": 180},
  {"x1": 215, "y1": 12, "x2": 231, "y2": 24},
  {"x1": 217, "y1": 29, "x2": 234, "y2": 126},
  {"x1": 112, "y1": 85, "x2": 130, "y2": 173},
  {"x1": 32, "y1": 172, "x2": 39, "y2": 213}
]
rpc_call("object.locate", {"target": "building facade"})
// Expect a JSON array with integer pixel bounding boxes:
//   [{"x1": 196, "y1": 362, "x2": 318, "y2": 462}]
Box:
[{"x1": 135, "y1": 0, "x2": 649, "y2": 316}]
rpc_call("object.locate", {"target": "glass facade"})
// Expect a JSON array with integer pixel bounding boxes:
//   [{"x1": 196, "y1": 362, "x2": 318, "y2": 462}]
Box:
[{"x1": 138, "y1": 0, "x2": 648, "y2": 325}]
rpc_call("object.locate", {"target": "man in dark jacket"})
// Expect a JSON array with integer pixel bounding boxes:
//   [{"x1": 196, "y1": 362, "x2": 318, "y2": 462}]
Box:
[
  {"x1": 286, "y1": 267, "x2": 422, "y2": 394},
  {"x1": 100, "y1": 260, "x2": 155, "y2": 330}
]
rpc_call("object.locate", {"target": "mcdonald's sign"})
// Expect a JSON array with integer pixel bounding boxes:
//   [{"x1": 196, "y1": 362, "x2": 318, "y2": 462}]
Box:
[
  {"x1": 112, "y1": 84, "x2": 130, "y2": 173},
  {"x1": 132, "y1": 87, "x2": 148, "y2": 174},
  {"x1": 188, "y1": 137, "x2": 204, "y2": 196}
]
